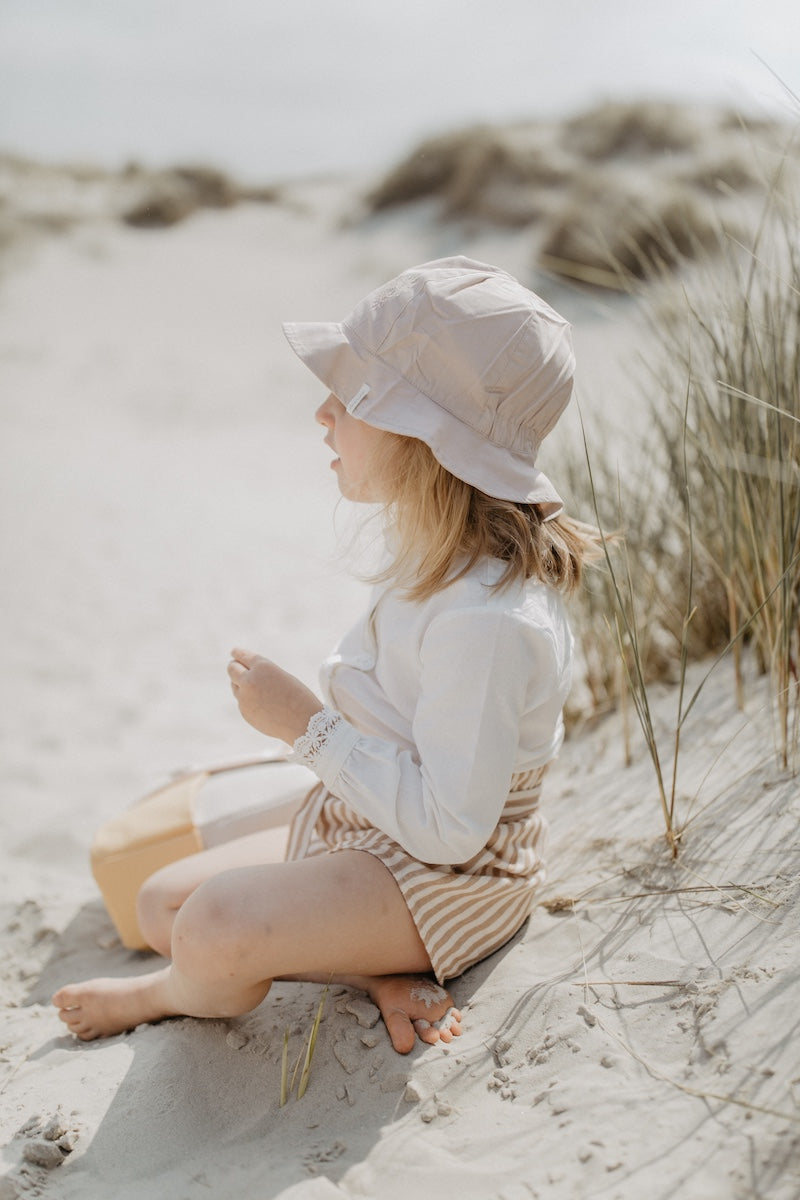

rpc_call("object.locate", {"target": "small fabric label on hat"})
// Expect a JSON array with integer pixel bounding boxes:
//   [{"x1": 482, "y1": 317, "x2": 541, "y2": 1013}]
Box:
[{"x1": 346, "y1": 384, "x2": 371, "y2": 414}]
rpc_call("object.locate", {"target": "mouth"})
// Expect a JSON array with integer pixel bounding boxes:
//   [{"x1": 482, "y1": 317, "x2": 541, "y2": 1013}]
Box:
[{"x1": 322, "y1": 434, "x2": 339, "y2": 468}]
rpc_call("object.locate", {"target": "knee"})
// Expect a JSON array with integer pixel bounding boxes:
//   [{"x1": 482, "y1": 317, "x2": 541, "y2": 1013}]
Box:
[
  {"x1": 136, "y1": 868, "x2": 178, "y2": 958},
  {"x1": 170, "y1": 873, "x2": 253, "y2": 982}
]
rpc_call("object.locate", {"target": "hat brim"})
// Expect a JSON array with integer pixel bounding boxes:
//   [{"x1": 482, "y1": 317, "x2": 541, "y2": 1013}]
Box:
[{"x1": 282, "y1": 320, "x2": 565, "y2": 517}]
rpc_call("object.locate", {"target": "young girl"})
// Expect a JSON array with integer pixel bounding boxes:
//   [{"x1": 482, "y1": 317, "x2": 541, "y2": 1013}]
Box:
[{"x1": 53, "y1": 257, "x2": 599, "y2": 1055}]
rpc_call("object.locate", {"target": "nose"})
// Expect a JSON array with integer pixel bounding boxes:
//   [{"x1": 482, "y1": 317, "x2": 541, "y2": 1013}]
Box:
[{"x1": 315, "y1": 393, "x2": 336, "y2": 426}]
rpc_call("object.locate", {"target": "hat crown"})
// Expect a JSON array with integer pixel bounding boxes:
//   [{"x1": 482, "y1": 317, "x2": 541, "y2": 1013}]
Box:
[
  {"x1": 282, "y1": 257, "x2": 573, "y2": 512},
  {"x1": 342, "y1": 258, "x2": 574, "y2": 456}
]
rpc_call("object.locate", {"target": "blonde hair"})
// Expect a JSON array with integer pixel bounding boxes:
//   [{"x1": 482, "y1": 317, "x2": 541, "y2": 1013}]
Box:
[{"x1": 369, "y1": 433, "x2": 604, "y2": 602}]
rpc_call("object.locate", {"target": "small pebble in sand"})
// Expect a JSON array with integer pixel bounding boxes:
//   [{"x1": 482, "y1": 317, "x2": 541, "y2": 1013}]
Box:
[
  {"x1": 332, "y1": 1035, "x2": 362, "y2": 1075},
  {"x1": 225, "y1": 1029, "x2": 249, "y2": 1050},
  {"x1": 345, "y1": 996, "x2": 381, "y2": 1028},
  {"x1": 42, "y1": 1114, "x2": 68, "y2": 1141},
  {"x1": 577, "y1": 1003, "x2": 597, "y2": 1027},
  {"x1": 22, "y1": 1139, "x2": 67, "y2": 1169}
]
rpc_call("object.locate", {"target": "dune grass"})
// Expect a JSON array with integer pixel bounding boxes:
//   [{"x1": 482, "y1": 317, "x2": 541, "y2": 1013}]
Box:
[
  {"x1": 539, "y1": 179, "x2": 736, "y2": 285},
  {"x1": 561, "y1": 100, "x2": 702, "y2": 160},
  {"x1": 361, "y1": 103, "x2": 793, "y2": 293},
  {"x1": 565, "y1": 149, "x2": 799, "y2": 849},
  {"x1": 647, "y1": 179, "x2": 800, "y2": 768}
]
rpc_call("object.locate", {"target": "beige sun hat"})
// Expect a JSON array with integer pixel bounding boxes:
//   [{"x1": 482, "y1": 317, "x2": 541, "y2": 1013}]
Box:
[{"x1": 282, "y1": 256, "x2": 574, "y2": 516}]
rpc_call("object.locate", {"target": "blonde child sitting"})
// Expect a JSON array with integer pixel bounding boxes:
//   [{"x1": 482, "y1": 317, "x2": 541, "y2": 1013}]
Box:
[{"x1": 53, "y1": 257, "x2": 600, "y2": 1054}]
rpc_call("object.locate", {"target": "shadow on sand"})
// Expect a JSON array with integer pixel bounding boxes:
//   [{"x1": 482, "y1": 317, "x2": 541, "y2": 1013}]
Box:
[{"x1": 19, "y1": 895, "x2": 518, "y2": 1200}]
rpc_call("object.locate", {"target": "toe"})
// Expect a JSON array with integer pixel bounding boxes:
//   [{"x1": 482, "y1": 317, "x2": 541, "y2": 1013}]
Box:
[
  {"x1": 412, "y1": 1019, "x2": 440, "y2": 1046},
  {"x1": 75, "y1": 1025, "x2": 100, "y2": 1041},
  {"x1": 414, "y1": 1006, "x2": 462, "y2": 1045},
  {"x1": 382, "y1": 1008, "x2": 416, "y2": 1055},
  {"x1": 444, "y1": 1010, "x2": 463, "y2": 1038}
]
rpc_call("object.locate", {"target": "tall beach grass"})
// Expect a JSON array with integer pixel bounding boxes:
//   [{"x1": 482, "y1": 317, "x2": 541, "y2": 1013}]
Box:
[
  {"x1": 647, "y1": 182, "x2": 800, "y2": 770},
  {"x1": 564, "y1": 141, "x2": 799, "y2": 850}
]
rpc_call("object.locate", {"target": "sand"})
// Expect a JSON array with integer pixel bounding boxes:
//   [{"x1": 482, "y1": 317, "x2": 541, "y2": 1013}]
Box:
[{"x1": 1, "y1": 155, "x2": 799, "y2": 1200}]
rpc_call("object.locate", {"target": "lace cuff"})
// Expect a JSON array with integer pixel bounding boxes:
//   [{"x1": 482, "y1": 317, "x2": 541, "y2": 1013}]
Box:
[{"x1": 291, "y1": 706, "x2": 345, "y2": 770}]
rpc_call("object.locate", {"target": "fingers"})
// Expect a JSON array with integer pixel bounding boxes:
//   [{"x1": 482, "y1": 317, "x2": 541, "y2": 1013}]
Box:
[
  {"x1": 230, "y1": 647, "x2": 257, "y2": 668},
  {"x1": 227, "y1": 660, "x2": 247, "y2": 689},
  {"x1": 228, "y1": 648, "x2": 259, "y2": 692}
]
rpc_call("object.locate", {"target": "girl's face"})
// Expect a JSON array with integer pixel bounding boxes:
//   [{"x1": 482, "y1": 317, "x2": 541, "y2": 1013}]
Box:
[{"x1": 315, "y1": 393, "x2": 388, "y2": 503}]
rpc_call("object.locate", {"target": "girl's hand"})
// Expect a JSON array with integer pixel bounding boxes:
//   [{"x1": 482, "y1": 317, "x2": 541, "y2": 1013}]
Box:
[{"x1": 227, "y1": 647, "x2": 323, "y2": 744}]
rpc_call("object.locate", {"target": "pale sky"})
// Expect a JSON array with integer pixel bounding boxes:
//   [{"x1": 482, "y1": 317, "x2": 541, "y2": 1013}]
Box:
[{"x1": 0, "y1": 0, "x2": 797, "y2": 179}]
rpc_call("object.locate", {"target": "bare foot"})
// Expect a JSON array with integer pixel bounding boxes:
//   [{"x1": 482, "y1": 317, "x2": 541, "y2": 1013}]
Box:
[
  {"x1": 364, "y1": 975, "x2": 462, "y2": 1055},
  {"x1": 52, "y1": 970, "x2": 177, "y2": 1040}
]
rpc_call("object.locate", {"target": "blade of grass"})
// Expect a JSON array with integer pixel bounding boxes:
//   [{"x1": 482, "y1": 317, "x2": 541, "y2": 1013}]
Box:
[
  {"x1": 297, "y1": 982, "x2": 329, "y2": 1099},
  {"x1": 669, "y1": 370, "x2": 697, "y2": 829},
  {"x1": 717, "y1": 383, "x2": 800, "y2": 426},
  {"x1": 280, "y1": 1029, "x2": 289, "y2": 1108},
  {"x1": 289, "y1": 1039, "x2": 305, "y2": 1096},
  {"x1": 582, "y1": 415, "x2": 674, "y2": 847}
]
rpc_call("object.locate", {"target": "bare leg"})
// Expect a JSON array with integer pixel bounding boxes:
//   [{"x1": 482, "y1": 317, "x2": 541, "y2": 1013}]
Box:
[
  {"x1": 135, "y1": 826, "x2": 292, "y2": 957},
  {"x1": 52, "y1": 850, "x2": 461, "y2": 1053},
  {"x1": 131, "y1": 828, "x2": 461, "y2": 1050}
]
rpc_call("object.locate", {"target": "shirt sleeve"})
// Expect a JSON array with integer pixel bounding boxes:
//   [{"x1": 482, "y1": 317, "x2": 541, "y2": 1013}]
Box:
[{"x1": 291, "y1": 607, "x2": 560, "y2": 864}]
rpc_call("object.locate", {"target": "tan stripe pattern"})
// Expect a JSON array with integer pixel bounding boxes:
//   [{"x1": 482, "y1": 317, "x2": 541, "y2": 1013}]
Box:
[{"x1": 286, "y1": 766, "x2": 548, "y2": 983}]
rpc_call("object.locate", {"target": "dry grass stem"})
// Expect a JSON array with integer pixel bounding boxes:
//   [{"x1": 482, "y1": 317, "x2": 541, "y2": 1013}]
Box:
[
  {"x1": 575, "y1": 979, "x2": 683, "y2": 987},
  {"x1": 543, "y1": 882, "x2": 778, "y2": 913},
  {"x1": 280, "y1": 982, "x2": 330, "y2": 1106},
  {"x1": 279, "y1": 1029, "x2": 289, "y2": 1108},
  {"x1": 297, "y1": 983, "x2": 328, "y2": 1099},
  {"x1": 592, "y1": 1012, "x2": 800, "y2": 1124}
]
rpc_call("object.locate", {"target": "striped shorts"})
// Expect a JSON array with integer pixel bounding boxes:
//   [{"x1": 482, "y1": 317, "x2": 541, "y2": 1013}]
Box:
[{"x1": 284, "y1": 766, "x2": 548, "y2": 983}]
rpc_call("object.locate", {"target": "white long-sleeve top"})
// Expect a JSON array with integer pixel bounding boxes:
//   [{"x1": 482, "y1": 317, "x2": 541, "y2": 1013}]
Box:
[{"x1": 292, "y1": 554, "x2": 573, "y2": 866}]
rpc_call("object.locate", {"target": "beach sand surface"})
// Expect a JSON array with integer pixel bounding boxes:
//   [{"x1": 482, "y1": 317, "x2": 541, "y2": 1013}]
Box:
[{"x1": 1, "y1": 164, "x2": 798, "y2": 1200}]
